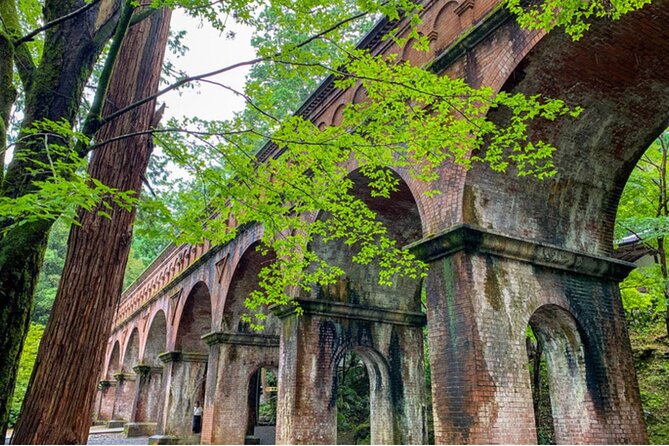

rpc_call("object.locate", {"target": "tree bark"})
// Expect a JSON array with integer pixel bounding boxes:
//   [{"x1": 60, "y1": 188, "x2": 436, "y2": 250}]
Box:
[
  {"x1": 11, "y1": 7, "x2": 172, "y2": 444},
  {"x1": 0, "y1": 0, "x2": 118, "y2": 437}
]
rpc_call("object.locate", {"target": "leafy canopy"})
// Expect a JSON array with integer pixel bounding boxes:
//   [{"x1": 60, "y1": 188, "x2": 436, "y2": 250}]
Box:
[{"x1": 1, "y1": 0, "x2": 654, "y2": 325}]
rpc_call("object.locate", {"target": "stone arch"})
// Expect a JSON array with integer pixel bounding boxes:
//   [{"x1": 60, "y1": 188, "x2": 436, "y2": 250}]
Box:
[
  {"x1": 331, "y1": 103, "x2": 346, "y2": 126},
  {"x1": 333, "y1": 345, "x2": 395, "y2": 444},
  {"x1": 122, "y1": 327, "x2": 140, "y2": 370},
  {"x1": 245, "y1": 364, "x2": 279, "y2": 442},
  {"x1": 143, "y1": 309, "x2": 167, "y2": 366},
  {"x1": 175, "y1": 281, "x2": 212, "y2": 353},
  {"x1": 309, "y1": 167, "x2": 424, "y2": 311},
  {"x1": 462, "y1": 0, "x2": 669, "y2": 256},
  {"x1": 106, "y1": 341, "x2": 121, "y2": 379},
  {"x1": 222, "y1": 242, "x2": 278, "y2": 334},
  {"x1": 526, "y1": 304, "x2": 593, "y2": 444},
  {"x1": 431, "y1": 1, "x2": 460, "y2": 53}
]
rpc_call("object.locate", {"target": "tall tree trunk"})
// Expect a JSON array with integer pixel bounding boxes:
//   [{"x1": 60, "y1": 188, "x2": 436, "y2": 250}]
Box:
[
  {"x1": 11, "y1": 8, "x2": 172, "y2": 443},
  {"x1": 0, "y1": 0, "x2": 118, "y2": 437}
]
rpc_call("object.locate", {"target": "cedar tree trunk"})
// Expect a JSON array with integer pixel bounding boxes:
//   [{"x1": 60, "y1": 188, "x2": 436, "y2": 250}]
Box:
[
  {"x1": 0, "y1": 0, "x2": 119, "y2": 437},
  {"x1": 11, "y1": 7, "x2": 172, "y2": 444}
]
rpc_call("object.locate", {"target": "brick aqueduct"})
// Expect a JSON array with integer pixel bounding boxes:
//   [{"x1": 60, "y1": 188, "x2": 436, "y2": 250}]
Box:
[{"x1": 93, "y1": 0, "x2": 669, "y2": 444}]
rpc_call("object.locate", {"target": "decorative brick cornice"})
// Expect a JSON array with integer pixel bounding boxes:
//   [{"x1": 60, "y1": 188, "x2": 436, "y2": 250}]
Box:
[
  {"x1": 202, "y1": 331, "x2": 280, "y2": 348},
  {"x1": 158, "y1": 351, "x2": 208, "y2": 364},
  {"x1": 407, "y1": 224, "x2": 635, "y2": 281},
  {"x1": 454, "y1": 0, "x2": 475, "y2": 16},
  {"x1": 272, "y1": 299, "x2": 426, "y2": 327},
  {"x1": 429, "y1": 4, "x2": 511, "y2": 74}
]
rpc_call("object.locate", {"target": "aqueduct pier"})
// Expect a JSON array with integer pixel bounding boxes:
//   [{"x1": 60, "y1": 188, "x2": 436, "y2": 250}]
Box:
[{"x1": 94, "y1": 0, "x2": 669, "y2": 443}]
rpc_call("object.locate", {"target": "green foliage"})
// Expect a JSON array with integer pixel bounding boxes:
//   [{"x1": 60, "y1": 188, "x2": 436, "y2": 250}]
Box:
[
  {"x1": 616, "y1": 131, "x2": 669, "y2": 327},
  {"x1": 8, "y1": 323, "x2": 44, "y2": 426},
  {"x1": 32, "y1": 218, "x2": 69, "y2": 324},
  {"x1": 336, "y1": 351, "x2": 370, "y2": 445},
  {"x1": 1, "y1": 0, "x2": 651, "y2": 329},
  {"x1": 506, "y1": 0, "x2": 652, "y2": 40},
  {"x1": 628, "y1": 315, "x2": 669, "y2": 444}
]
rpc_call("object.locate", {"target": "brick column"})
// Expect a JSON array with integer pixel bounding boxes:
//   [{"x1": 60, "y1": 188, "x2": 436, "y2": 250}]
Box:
[
  {"x1": 111, "y1": 372, "x2": 137, "y2": 423},
  {"x1": 152, "y1": 352, "x2": 208, "y2": 442},
  {"x1": 199, "y1": 332, "x2": 279, "y2": 445},
  {"x1": 94, "y1": 380, "x2": 113, "y2": 422},
  {"x1": 124, "y1": 365, "x2": 163, "y2": 437},
  {"x1": 411, "y1": 225, "x2": 647, "y2": 444},
  {"x1": 274, "y1": 299, "x2": 427, "y2": 445},
  {"x1": 98, "y1": 380, "x2": 116, "y2": 421}
]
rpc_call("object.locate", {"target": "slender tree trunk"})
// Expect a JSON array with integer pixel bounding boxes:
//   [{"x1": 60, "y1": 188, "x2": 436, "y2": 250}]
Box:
[
  {"x1": 11, "y1": 8, "x2": 172, "y2": 443},
  {"x1": 0, "y1": 1, "x2": 118, "y2": 437}
]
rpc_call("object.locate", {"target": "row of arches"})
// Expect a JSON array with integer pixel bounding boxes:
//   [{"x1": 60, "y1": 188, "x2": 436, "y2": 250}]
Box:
[{"x1": 95, "y1": 1, "x2": 669, "y2": 440}]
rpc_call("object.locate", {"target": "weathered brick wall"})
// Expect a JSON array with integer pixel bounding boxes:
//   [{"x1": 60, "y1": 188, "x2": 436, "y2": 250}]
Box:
[
  {"x1": 422, "y1": 231, "x2": 646, "y2": 444},
  {"x1": 157, "y1": 355, "x2": 208, "y2": 437},
  {"x1": 95, "y1": 0, "x2": 667, "y2": 443},
  {"x1": 112, "y1": 375, "x2": 137, "y2": 421},
  {"x1": 276, "y1": 306, "x2": 426, "y2": 444},
  {"x1": 462, "y1": 0, "x2": 669, "y2": 257},
  {"x1": 98, "y1": 383, "x2": 116, "y2": 421},
  {"x1": 201, "y1": 342, "x2": 279, "y2": 444}
]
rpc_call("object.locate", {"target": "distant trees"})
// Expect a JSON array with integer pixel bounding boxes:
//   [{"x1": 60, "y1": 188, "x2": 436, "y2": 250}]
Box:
[{"x1": 616, "y1": 130, "x2": 669, "y2": 337}]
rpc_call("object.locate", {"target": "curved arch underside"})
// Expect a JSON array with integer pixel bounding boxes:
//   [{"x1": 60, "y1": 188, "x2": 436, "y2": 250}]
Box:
[{"x1": 464, "y1": 0, "x2": 669, "y2": 256}]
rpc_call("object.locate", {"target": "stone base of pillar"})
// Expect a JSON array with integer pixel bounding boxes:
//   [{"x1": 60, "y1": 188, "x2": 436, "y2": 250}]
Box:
[
  {"x1": 107, "y1": 420, "x2": 126, "y2": 429},
  {"x1": 149, "y1": 434, "x2": 200, "y2": 445},
  {"x1": 125, "y1": 422, "x2": 157, "y2": 437}
]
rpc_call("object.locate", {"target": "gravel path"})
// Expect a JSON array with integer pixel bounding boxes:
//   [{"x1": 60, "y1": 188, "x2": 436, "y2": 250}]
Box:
[{"x1": 87, "y1": 433, "x2": 149, "y2": 445}]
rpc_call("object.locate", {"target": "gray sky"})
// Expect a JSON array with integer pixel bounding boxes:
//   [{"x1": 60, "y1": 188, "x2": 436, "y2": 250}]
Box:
[{"x1": 162, "y1": 10, "x2": 256, "y2": 122}]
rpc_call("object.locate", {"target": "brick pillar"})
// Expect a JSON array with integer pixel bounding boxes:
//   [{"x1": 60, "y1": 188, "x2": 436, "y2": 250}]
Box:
[
  {"x1": 154, "y1": 352, "x2": 208, "y2": 440},
  {"x1": 412, "y1": 225, "x2": 647, "y2": 444},
  {"x1": 111, "y1": 372, "x2": 137, "y2": 422},
  {"x1": 94, "y1": 381, "x2": 111, "y2": 421},
  {"x1": 275, "y1": 299, "x2": 426, "y2": 445},
  {"x1": 98, "y1": 380, "x2": 116, "y2": 421},
  {"x1": 124, "y1": 365, "x2": 163, "y2": 437},
  {"x1": 131, "y1": 365, "x2": 163, "y2": 422},
  {"x1": 200, "y1": 332, "x2": 279, "y2": 445}
]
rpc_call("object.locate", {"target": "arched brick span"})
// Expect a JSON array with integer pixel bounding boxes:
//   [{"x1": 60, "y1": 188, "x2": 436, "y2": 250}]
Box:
[
  {"x1": 201, "y1": 242, "x2": 280, "y2": 445},
  {"x1": 276, "y1": 168, "x2": 427, "y2": 444},
  {"x1": 93, "y1": 1, "x2": 664, "y2": 443},
  {"x1": 155, "y1": 282, "x2": 212, "y2": 438}
]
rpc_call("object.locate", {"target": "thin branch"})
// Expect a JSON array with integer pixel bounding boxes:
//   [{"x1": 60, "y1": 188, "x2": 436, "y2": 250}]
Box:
[
  {"x1": 199, "y1": 78, "x2": 280, "y2": 123},
  {"x1": 14, "y1": 0, "x2": 103, "y2": 46},
  {"x1": 87, "y1": 126, "x2": 258, "y2": 151},
  {"x1": 97, "y1": 8, "x2": 374, "y2": 131}
]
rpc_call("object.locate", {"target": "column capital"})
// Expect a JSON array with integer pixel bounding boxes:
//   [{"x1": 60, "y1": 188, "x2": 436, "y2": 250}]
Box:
[{"x1": 407, "y1": 224, "x2": 635, "y2": 281}]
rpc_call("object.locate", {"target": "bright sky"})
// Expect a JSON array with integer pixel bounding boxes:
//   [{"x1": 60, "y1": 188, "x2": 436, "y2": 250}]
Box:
[{"x1": 161, "y1": 10, "x2": 256, "y2": 122}]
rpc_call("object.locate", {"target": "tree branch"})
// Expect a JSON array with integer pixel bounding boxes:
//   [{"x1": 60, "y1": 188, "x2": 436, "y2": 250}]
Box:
[
  {"x1": 13, "y1": 0, "x2": 102, "y2": 46},
  {"x1": 96, "y1": 8, "x2": 374, "y2": 133}
]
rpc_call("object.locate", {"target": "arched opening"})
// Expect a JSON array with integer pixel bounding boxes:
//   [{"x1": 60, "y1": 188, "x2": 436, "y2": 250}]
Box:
[
  {"x1": 123, "y1": 328, "x2": 140, "y2": 371},
  {"x1": 309, "y1": 168, "x2": 423, "y2": 311},
  {"x1": 175, "y1": 281, "x2": 212, "y2": 353},
  {"x1": 163, "y1": 282, "x2": 211, "y2": 437},
  {"x1": 333, "y1": 347, "x2": 393, "y2": 445},
  {"x1": 335, "y1": 350, "x2": 370, "y2": 445},
  {"x1": 133, "y1": 310, "x2": 168, "y2": 424},
  {"x1": 107, "y1": 341, "x2": 121, "y2": 379},
  {"x1": 144, "y1": 310, "x2": 167, "y2": 366},
  {"x1": 246, "y1": 367, "x2": 278, "y2": 445},
  {"x1": 525, "y1": 305, "x2": 590, "y2": 444},
  {"x1": 222, "y1": 243, "x2": 277, "y2": 334}
]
